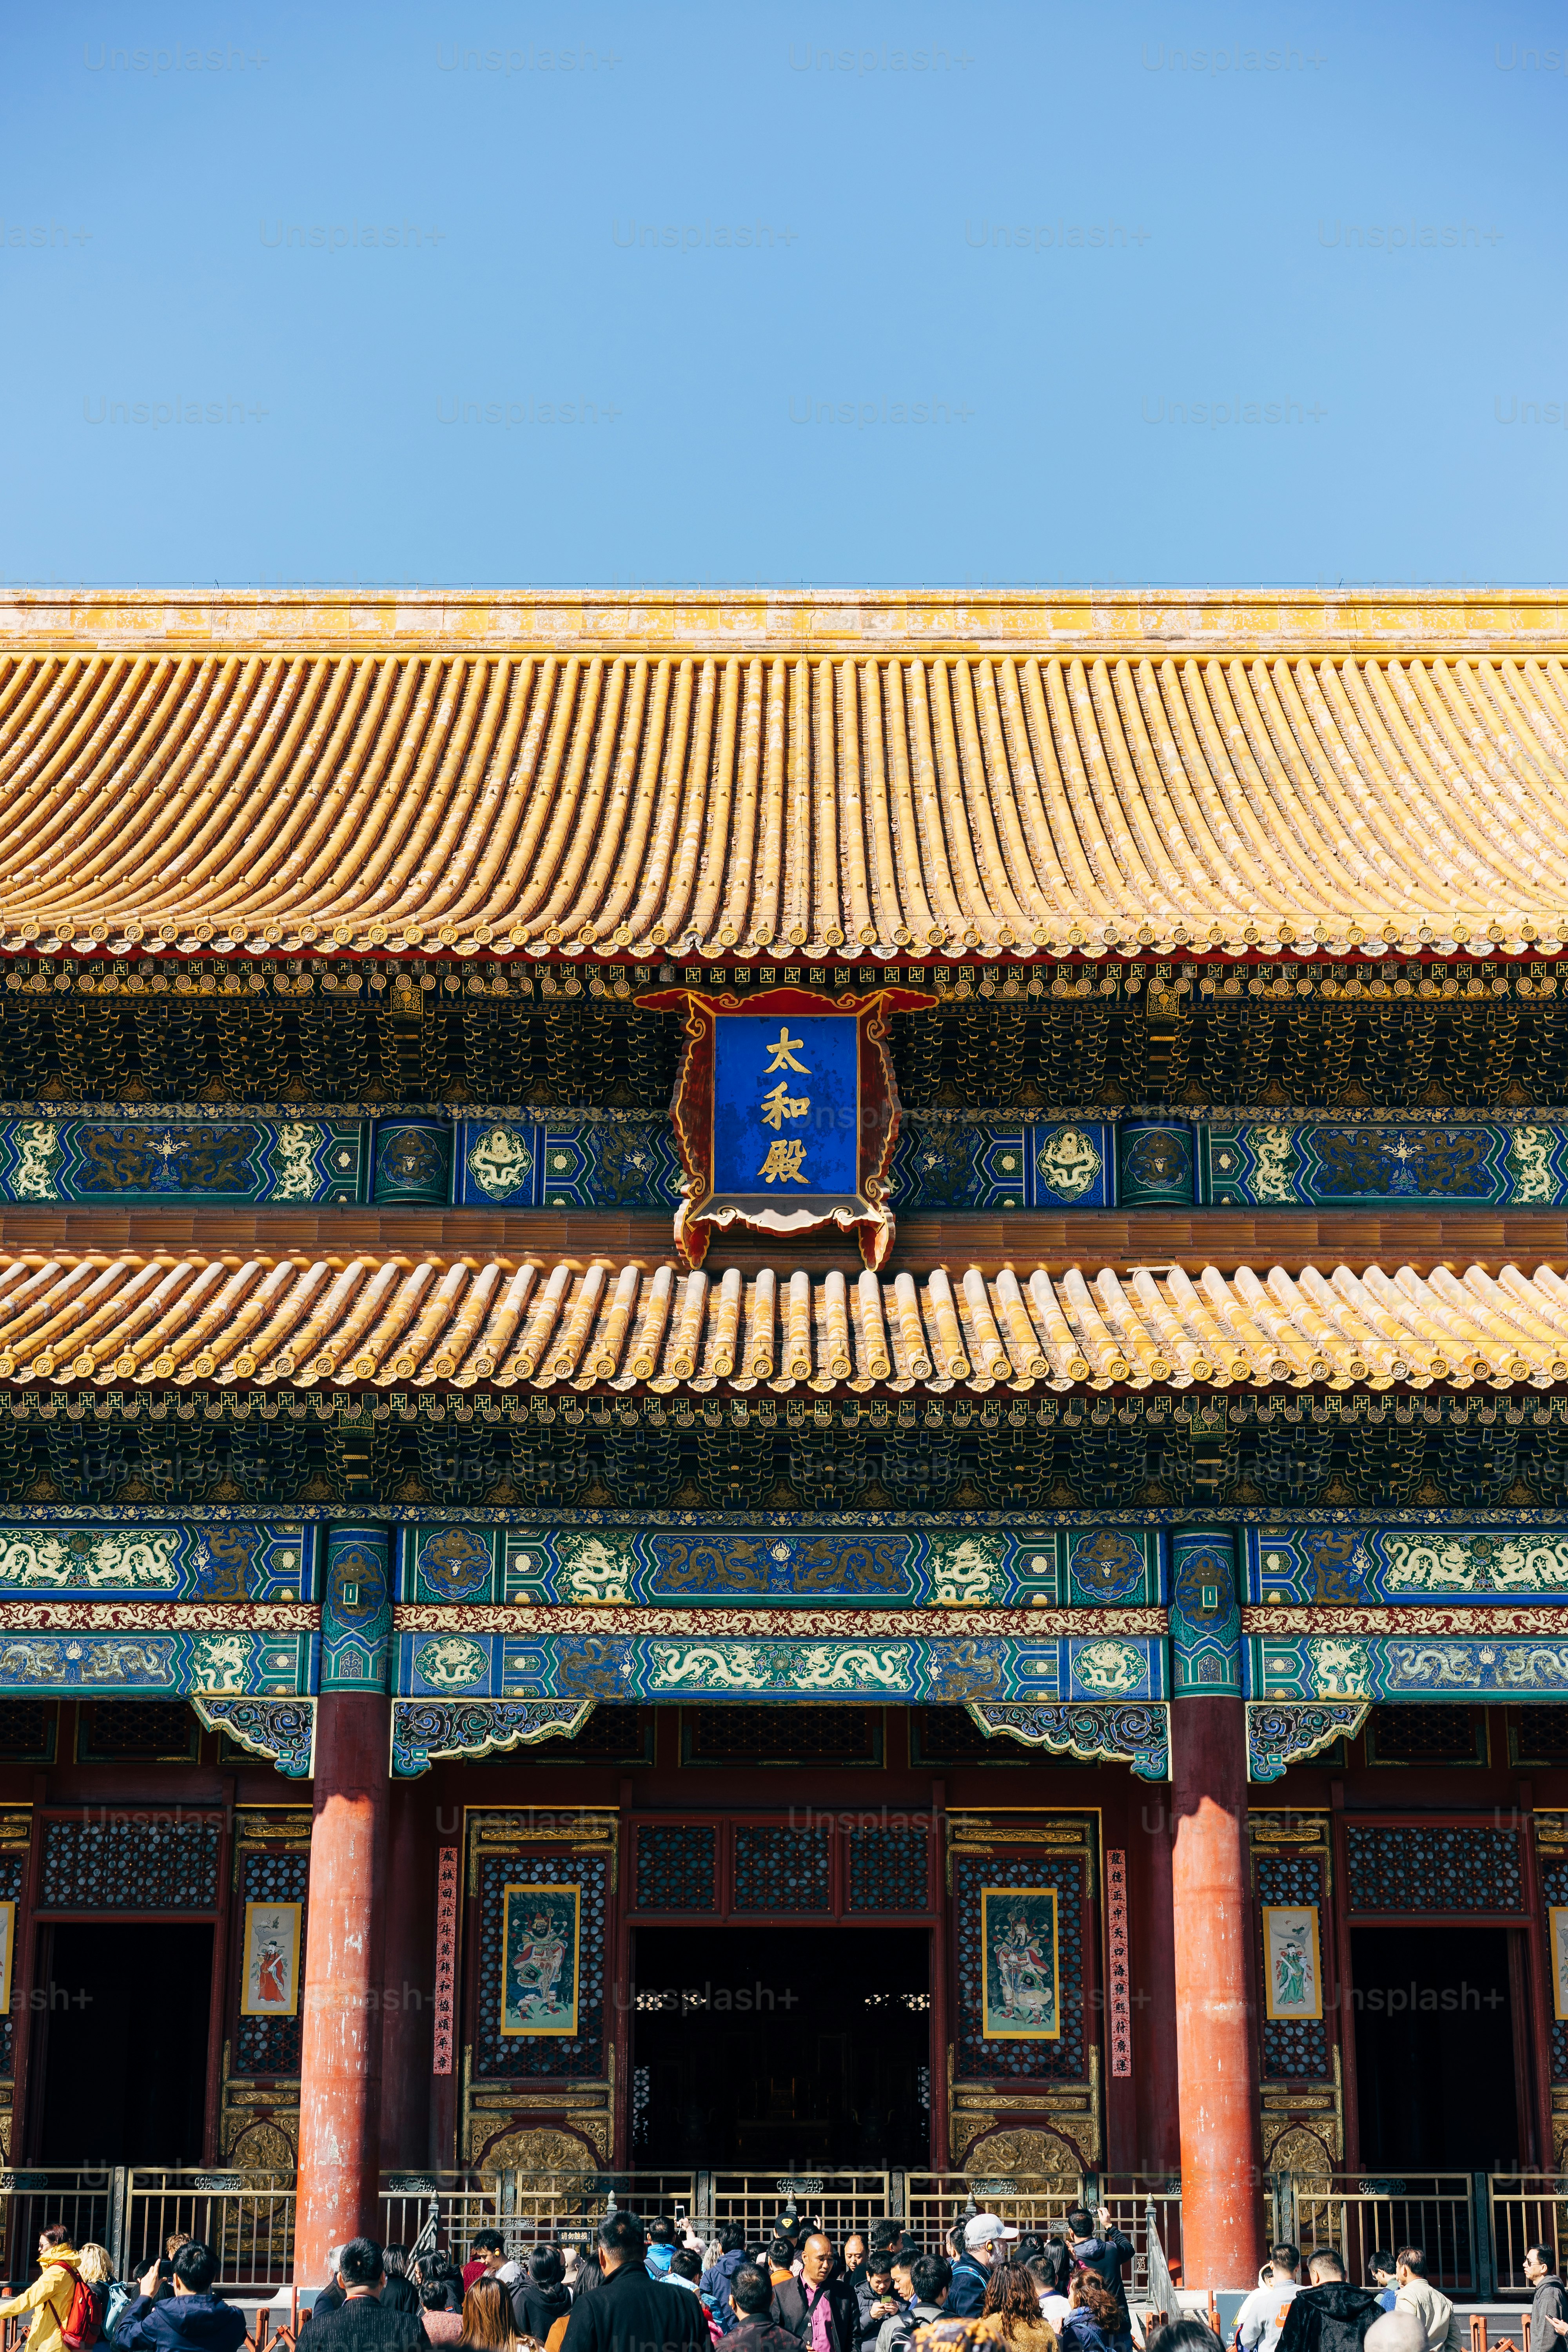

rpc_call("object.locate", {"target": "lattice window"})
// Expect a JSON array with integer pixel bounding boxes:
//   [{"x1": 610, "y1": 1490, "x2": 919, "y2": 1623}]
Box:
[
  {"x1": 682, "y1": 1708, "x2": 882, "y2": 1764},
  {"x1": 1544, "y1": 1854, "x2": 1568, "y2": 2082},
  {"x1": 911, "y1": 1707, "x2": 1067, "y2": 1765},
  {"x1": 733, "y1": 1827, "x2": 831, "y2": 1912},
  {"x1": 475, "y1": 1849, "x2": 607, "y2": 2079},
  {"x1": 555, "y1": 1706, "x2": 654, "y2": 1762},
  {"x1": 635, "y1": 1826, "x2": 717, "y2": 1912},
  {"x1": 955, "y1": 1849, "x2": 1086, "y2": 2081},
  {"x1": 234, "y1": 1847, "x2": 309, "y2": 2078},
  {"x1": 1345, "y1": 1823, "x2": 1523, "y2": 1914},
  {"x1": 1512, "y1": 1708, "x2": 1568, "y2": 1766},
  {"x1": 0, "y1": 1847, "x2": 23, "y2": 2075},
  {"x1": 848, "y1": 1829, "x2": 929, "y2": 1913},
  {"x1": 1364, "y1": 1706, "x2": 1487, "y2": 1766},
  {"x1": 1257, "y1": 1851, "x2": 1330, "y2": 2082},
  {"x1": 39, "y1": 1814, "x2": 222, "y2": 1910},
  {"x1": 76, "y1": 1700, "x2": 201, "y2": 1763},
  {"x1": 0, "y1": 1702, "x2": 55, "y2": 1762}
]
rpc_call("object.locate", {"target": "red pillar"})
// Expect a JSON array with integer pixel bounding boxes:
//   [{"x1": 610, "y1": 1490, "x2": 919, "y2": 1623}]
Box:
[
  {"x1": 295, "y1": 1692, "x2": 390, "y2": 2287},
  {"x1": 1171, "y1": 1695, "x2": 1265, "y2": 2289},
  {"x1": 378, "y1": 1780, "x2": 434, "y2": 2171}
]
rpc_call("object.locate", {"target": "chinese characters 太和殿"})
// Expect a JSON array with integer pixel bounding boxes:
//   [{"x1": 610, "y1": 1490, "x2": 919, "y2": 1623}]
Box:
[{"x1": 759, "y1": 1027, "x2": 810, "y2": 1183}]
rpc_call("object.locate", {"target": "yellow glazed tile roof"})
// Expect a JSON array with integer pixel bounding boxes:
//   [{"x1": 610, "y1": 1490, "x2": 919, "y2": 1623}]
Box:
[
  {"x1": 7, "y1": 646, "x2": 1568, "y2": 957},
  {"x1": 2, "y1": 1251, "x2": 1566, "y2": 1395}
]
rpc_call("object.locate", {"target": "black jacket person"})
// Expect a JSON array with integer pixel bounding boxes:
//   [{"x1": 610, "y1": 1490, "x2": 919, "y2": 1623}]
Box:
[
  {"x1": 562, "y1": 2216, "x2": 711, "y2": 2352},
  {"x1": 1275, "y1": 2256, "x2": 1382, "y2": 2352},
  {"x1": 773, "y1": 2238, "x2": 859, "y2": 2352}
]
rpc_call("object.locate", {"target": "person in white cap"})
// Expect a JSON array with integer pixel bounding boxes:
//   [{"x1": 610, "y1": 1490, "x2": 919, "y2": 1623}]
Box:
[{"x1": 948, "y1": 2216, "x2": 1019, "y2": 2317}]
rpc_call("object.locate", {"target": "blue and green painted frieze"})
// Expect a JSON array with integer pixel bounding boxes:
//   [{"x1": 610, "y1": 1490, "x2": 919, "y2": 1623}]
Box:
[
  {"x1": 392, "y1": 1611, "x2": 1167, "y2": 1708},
  {"x1": 0, "y1": 1517, "x2": 317, "y2": 1696},
  {"x1": 0, "y1": 1115, "x2": 368, "y2": 1203},
  {"x1": 1249, "y1": 1522, "x2": 1568, "y2": 1603},
  {"x1": 396, "y1": 1519, "x2": 1160, "y2": 1610},
  {"x1": 1198, "y1": 1118, "x2": 1568, "y2": 1207},
  {"x1": 6, "y1": 1106, "x2": 1567, "y2": 1211}
]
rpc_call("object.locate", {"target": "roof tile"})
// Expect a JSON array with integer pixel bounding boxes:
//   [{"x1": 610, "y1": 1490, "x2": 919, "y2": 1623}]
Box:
[
  {"x1": 0, "y1": 1250, "x2": 1558, "y2": 1397},
  {"x1": 4, "y1": 651, "x2": 1568, "y2": 953}
]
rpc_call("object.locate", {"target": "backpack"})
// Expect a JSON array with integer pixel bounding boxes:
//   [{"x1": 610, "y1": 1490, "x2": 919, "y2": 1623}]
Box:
[{"x1": 60, "y1": 2269, "x2": 106, "y2": 2352}]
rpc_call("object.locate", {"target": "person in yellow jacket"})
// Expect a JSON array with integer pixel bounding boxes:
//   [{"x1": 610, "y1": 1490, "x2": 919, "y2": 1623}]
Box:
[{"x1": 0, "y1": 2227, "x2": 82, "y2": 2352}]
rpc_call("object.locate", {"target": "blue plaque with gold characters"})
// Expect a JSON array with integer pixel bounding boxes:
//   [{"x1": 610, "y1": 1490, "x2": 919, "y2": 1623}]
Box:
[
  {"x1": 711, "y1": 1014, "x2": 861, "y2": 1198},
  {"x1": 640, "y1": 982, "x2": 935, "y2": 1268}
]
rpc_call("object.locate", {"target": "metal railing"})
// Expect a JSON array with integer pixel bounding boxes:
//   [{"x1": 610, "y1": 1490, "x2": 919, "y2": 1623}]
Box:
[
  {"x1": 1488, "y1": 2176, "x2": 1568, "y2": 2299},
  {"x1": 1278, "y1": 2174, "x2": 1485, "y2": 2299},
  {"x1": 705, "y1": 2174, "x2": 892, "y2": 2247},
  {"x1": 0, "y1": 2167, "x2": 295, "y2": 2296},
  {"x1": 0, "y1": 2172, "x2": 115, "y2": 2286},
  {"x1": 17, "y1": 2161, "x2": 1547, "y2": 2303}
]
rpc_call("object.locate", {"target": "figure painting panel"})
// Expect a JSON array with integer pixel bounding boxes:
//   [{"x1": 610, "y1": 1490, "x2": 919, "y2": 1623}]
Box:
[
  {"x1": 1263, "y1": 1904, "x2": 1323, "y2": 2021},
  {"x1": 501, "y1": 1882, "x2": 580, "y2": 2036},
  {"x1": 240, "y1": 1899, "x2": 302, "y2": 2018},
  {"x1": 980, "y1": 1886, "x2": 1060, "y2": 2041}
]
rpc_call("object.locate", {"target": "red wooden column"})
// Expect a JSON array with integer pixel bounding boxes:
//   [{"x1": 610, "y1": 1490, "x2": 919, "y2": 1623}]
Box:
[
  {"x1": 296, "y1": 1523, "x2": 394, "y2": 2286},
  {"x1": 296, "y1": 1691, "x2": 390, "y2": 2282},
  {"x1": 1169, "y1": 1526, "x2": 1265, "y2": 2290}
]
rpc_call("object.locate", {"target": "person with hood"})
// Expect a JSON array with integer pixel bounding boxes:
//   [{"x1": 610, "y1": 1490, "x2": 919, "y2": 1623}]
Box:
[
  {"x1": 724, "y1": 2269, "x2": 801, "y2": 2352},
  {"x1": 1063, "y1": 2210, "x2": 1133, "y2": 2348},
  {"x1": 1524, "y1": 2245, "x2": 1568, "y2": 2351},
  {"x1": 646, "y1": 2228, "x2": 678, "y2": 2284},
  {"x1": 1391, "y1": 2252, "x2": 1461, "y2": 2352},
  {"x1": 948, "y1": 2221, "x2": 1018, "y2": 2321},
  {"x1": 514, "y1": 2250, "x2": 573, "y2": 2348},
  {"x1": 702, "y1": 2232, "x2": 752, "y2": 2336},
  {"x1": 1235, "y1": 2248, "x2": 1302, "y2": 2352},
  {"x1": 1274, "y1": 2250, "x2": 1382, "y2": 2352},
  {"x1": 114, "y1": 2240, "x2": 248, "y2": 2352},
  {"x1": 0, "y1": 2227, "x2": 88, "y2": 2352}
]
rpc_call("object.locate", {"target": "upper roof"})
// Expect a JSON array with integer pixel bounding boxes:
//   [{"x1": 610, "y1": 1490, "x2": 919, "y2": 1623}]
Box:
[
  {"x1": 4, "y1": 590, "x2": 1568, "y2": 960},
  {"x1": 0, "y1": 1247, "x2": 1563, "y2": 1396}
]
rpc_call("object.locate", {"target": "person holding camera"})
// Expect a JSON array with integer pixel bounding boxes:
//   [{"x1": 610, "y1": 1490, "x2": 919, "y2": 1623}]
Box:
[{"x1": 113, "y1": 2241, "x2": 246, "y2": 2352}]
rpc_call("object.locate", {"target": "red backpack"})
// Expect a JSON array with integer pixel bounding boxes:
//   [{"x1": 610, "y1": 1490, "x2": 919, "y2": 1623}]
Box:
[{"x1": 59, "y1": 2267, "x2": 105, "y2": 2352}]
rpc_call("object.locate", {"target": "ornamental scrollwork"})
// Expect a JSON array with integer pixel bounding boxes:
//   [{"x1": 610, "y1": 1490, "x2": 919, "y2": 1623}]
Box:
[{"x1": 1246, "y1": 1700, "x2": 1368, "y2": 1784}]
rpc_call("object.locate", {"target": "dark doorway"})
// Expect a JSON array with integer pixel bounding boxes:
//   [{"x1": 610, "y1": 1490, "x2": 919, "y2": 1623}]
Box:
[
  {"x1": 40, "y1": 1923, "x2": 213, "y2": 2165},
  {"x1": 632, "y1": 1927, "x2": 929, "y2": 2168},
  {"x1": 1352, "y1": 1927, "x2": 1519, "y2": 2169}
]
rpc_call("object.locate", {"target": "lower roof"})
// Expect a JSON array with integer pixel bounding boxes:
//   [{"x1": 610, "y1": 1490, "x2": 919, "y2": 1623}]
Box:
[{"x1": 0, "y1": 1249, "x2": 1561, "y2": 1397}]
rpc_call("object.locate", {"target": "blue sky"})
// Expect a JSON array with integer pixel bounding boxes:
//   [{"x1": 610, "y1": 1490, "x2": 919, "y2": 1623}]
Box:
[{"x1": 2, "y1": 0, "x2": 1565, "y2": 585}]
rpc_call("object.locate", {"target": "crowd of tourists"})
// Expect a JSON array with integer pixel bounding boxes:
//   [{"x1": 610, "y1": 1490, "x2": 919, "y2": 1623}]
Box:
[
  {"x1": 0, "y1": 2211, "x2": 1560, "y2": 2352},
  {"x1": 274, "y1": 2203, "x2": 1148, "y2": 2352}
]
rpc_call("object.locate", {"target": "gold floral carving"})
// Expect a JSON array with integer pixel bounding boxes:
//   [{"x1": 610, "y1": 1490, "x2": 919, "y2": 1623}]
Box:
[
  {"x1": 1263, "y1": 2123, "x2": 1335, "y2": 2178},
  {"x1": 957, "y1": 2125, "x2": 1084, "y2": 2178},
  {"x1": 478, "y1": 2121, "x2": 609, "y2": 2174},
  {"x1": 223, "y1": 2111, "x2": 299, "y2": 2169}
]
